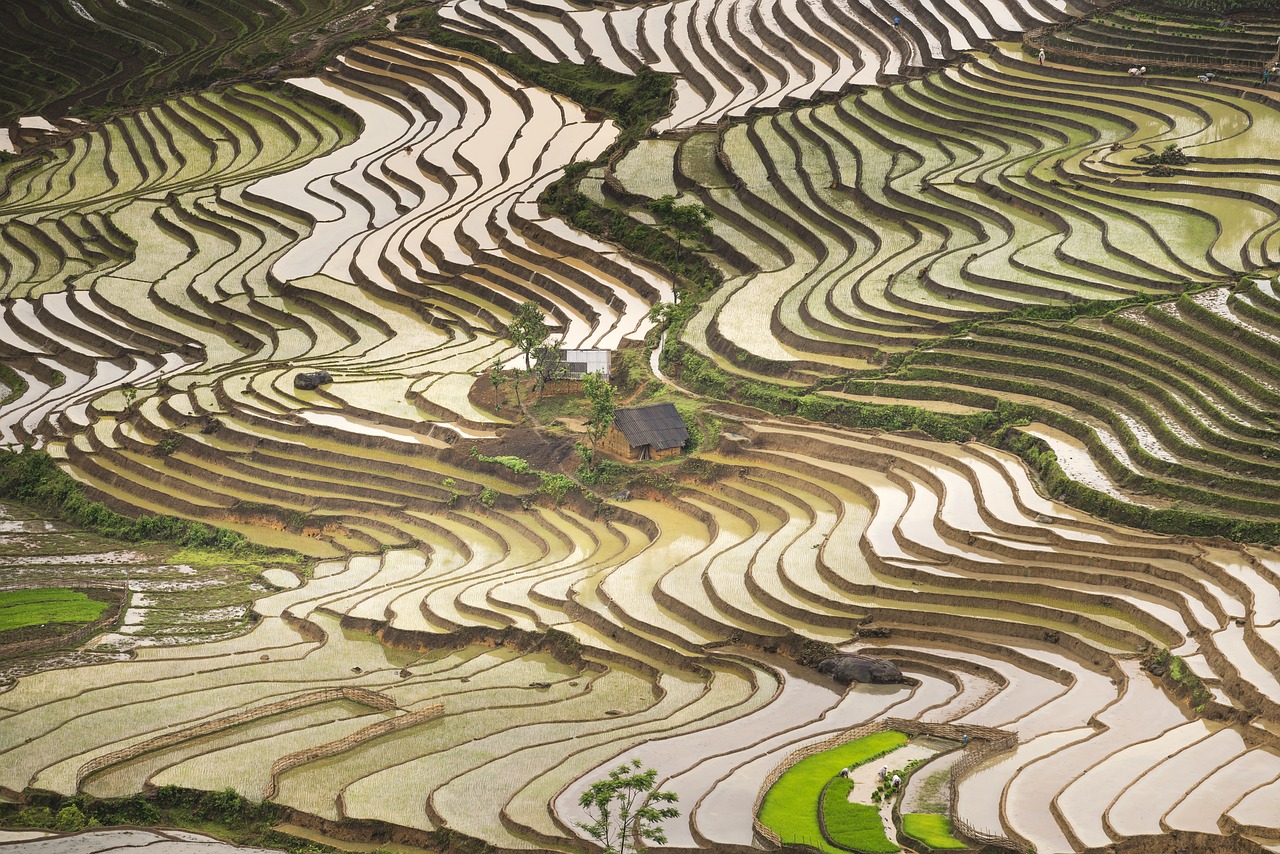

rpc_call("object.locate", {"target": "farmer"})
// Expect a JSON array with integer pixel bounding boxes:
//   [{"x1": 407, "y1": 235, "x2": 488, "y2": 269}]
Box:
[
  {"x1": 879, "y1": 766, "x2": 888, "y2": 781},
  {"x1": 1038, "y1": 48, "x2": 1045, "y2": 66},
  {"x1": 892, "y1": 773, "x2": 902, "y2": 787}
]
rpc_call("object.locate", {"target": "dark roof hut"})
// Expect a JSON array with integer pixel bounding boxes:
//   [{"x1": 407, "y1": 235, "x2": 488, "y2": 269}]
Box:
[{"x1": 599, "y1": 403, "x2": 689, "y2": 461}]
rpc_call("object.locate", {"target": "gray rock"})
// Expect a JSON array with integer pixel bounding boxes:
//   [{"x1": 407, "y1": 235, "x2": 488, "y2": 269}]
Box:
[
  {"x1": 294, "y1": 370, "x2": 333, "y2": 390},
  {"x1": 816, "y1": 654, "x2": 904, "y2": 685}
]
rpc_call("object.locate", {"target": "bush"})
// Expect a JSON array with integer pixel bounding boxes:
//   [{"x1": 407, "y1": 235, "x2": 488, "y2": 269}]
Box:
[
  {"x1": 54, "y1": 805, "x2": 86, "y2": 832},
  {"x1": 8, "y1": 807, "x2": 54, "y2": 828}
]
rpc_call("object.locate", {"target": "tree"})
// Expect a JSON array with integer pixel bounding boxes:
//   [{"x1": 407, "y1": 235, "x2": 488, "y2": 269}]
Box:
[
  {"x1": 506, "y1": 301, "x2": 550, "y2": 371},
  {"x1": 581, "y1": 371, "x2": 616, "y2": 471},
  {"x1": 488, "y1": 361, "x2": 505, "y2": 411},
  {"x1": 532, "y1": 340, "x2": 568, "y2": 399},
  {"x1": 577, "y1": 760, "x2": 679, "y2": 854}
]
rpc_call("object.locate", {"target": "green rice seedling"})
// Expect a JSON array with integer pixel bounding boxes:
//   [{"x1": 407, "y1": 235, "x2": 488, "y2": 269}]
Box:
[{"x1": 901, "y1": 813, "x2": 969, "y2": 849}]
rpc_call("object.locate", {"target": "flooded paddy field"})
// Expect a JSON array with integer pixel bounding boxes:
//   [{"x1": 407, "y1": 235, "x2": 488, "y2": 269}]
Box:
[{"x1": 4, "y1": 5, "x2": 1280, "y2": 853}]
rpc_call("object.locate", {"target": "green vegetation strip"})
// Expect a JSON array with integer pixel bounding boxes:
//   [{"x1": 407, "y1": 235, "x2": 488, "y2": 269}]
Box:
[
  {"x1": 821, "y1": 778, "x2": 896, "y2": 854},
  {"x1": 0, "y1": 448, "x2": 280, "y2": 555},
  {"x1": 759, "y1": 731, "x2": 907, "y2": 853},
  {"x1": 0, "y1": 588, "x2": 107, "y2": 632},
  {"x1": 1, "y1": 785, "x2": 495, "y2": 854},
  {"x1": 901, "y1": 814, "x2": 968, "y2": 850}
]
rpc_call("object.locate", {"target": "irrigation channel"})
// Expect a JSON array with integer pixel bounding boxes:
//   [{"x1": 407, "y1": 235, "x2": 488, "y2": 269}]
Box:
[{"x1": 3, "y1": 0, "x2": 1280, "y2": 852}]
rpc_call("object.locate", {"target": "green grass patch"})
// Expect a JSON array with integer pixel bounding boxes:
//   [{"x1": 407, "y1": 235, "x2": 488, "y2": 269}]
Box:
[
  {"x1": 901, "y1": 814, "x2": 968, "y2": 850},
  {"x1": 0, "y1": 588, "x2": 107, "y2": 632},
  {"x1": 759, "y1": 731, "x2": 907, "y2": 852},
  {"x1": 821, "y1": 778, "x2": 897, "y2": 853}
]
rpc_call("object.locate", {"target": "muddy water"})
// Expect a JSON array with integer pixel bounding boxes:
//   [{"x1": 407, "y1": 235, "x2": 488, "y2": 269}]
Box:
[
  {"x1": 1004, "y1": 663, "x2": 1189, "y2": 853},
  {"x1": 1107, "y1": 726, "x2": 1246, "y2": 838},
  {"x1": 955, "y1": 726, "x2": 1092, "y2": 837},
  {"x1": 1057, "y1": 719, "x2": 1214, "y2": 849},
  {"x1": 1166, "y1": 747, "x2": 1280, "y2": 833}
]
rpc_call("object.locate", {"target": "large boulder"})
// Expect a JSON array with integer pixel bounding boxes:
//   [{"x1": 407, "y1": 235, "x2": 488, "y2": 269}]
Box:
[
  {"x1": 816, "y1": 654, "x2": 904, "y2": 686},
  {"x1": 294, "y1": 370, "x2": 333, "y2": 390}
]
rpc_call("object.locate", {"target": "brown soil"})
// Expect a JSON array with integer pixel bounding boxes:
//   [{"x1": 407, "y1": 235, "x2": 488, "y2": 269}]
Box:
[{"x1": 440, "y1": 427, "x2": 579, "y2": 476}]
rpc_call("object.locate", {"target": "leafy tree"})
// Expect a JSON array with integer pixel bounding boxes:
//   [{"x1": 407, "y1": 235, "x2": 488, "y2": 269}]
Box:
[
  {"x1": 506, "y1": 301, "x2": 550, "y2": 371},
  {"x1": 488, "y1": 361, "x2": 505, "y2": 411},
  {"x1": 577, "y1": 760, "x2": 679, "y2": 854},
  {"x1": 532, "y1": 341, "x2": 569, "y2": 399},
  {"x1": 646, "y1": 196, "x2": 712, "y2": 239},
  {"x1": 581, "y1": 371, "x2": 616, "y2": 471}
]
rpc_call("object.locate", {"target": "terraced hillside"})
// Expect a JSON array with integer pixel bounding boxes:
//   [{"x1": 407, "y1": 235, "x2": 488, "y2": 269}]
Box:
[
  {"x1": 0, "y1": 35, "x2": 668, "y2": 471},
  {"x1": 0, "y1": 0, "x2": 392, "y2": 127},
  {"x1": 891, "y1": 278, "x2": 1280, "y2": 528},
  {"x1": 7, "y1": 414, "x2": 1280, "y2": 853},
  {"x1": 435, "y1": 0, "x2": 1103, "y2": 131},
  {"x1": 1039, "y1": 4, "x2": 1280, "y2": 71},
  {"x1": 5, "y1": 6, "x2": 1280, "y2": 854},
  {"x1": 607, "y1": 47, "x2": 1280, "y2": 374},
  {"x1": 597, "y1": 47, "x2": 1280, "y2": 529}
]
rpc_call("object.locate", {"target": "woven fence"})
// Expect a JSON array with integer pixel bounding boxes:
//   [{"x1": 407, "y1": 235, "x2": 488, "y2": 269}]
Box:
[{"x1": 78, "y1": 686, "x2": 400, "y2": 783}]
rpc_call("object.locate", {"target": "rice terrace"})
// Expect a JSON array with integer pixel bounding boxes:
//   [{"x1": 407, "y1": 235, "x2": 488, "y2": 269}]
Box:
[{"x1": 3, "y1": 0, "x2": 1280, "y2": 851}]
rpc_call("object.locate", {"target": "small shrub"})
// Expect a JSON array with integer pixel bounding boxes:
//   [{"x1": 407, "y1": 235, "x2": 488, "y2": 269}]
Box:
[
  {"x1": 8, "y1": 807, "x2": 54, "y2": 828},
  {"x1": 54, "y1": 805, "x2": 86, "y2": 832}
]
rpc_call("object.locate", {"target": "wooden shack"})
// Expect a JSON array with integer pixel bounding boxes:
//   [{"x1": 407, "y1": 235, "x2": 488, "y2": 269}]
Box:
[{"x1": 599, "y1": 403, "x2": 688, "y2": 461}]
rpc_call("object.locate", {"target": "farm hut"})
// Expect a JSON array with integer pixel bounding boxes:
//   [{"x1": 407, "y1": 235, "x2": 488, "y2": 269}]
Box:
[{"x1": 599, "y1": 403, "x2": 688, "y2": 461}]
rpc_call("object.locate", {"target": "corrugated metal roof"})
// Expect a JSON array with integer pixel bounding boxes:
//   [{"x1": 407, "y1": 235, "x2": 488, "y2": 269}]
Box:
[
  {"x1": 613, "y1": 403, "x2": 688, "y2": 451},
  {"x1": 559, "y1": 348, "x2": 611, "y2": 381}
]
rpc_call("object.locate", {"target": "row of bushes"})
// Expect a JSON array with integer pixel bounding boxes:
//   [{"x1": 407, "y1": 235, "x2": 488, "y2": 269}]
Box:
[
  {"x1": 998, "y1": 427, "x2": 1280, "y2": 543},
  {"x1": 1, "y1": 787, "x2": 348, "y2": 854},
  {"x1": 0, "y1": 447, "x2": 274, "y2": 554}
]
